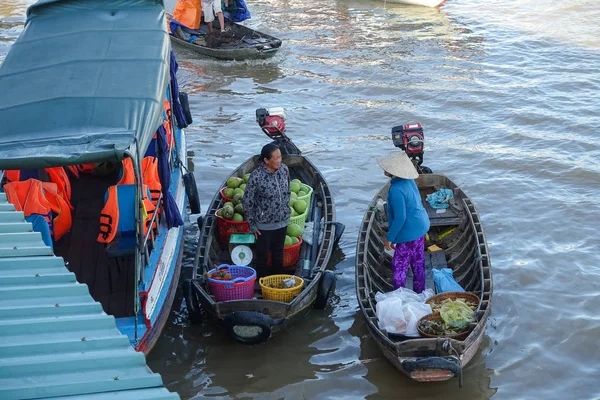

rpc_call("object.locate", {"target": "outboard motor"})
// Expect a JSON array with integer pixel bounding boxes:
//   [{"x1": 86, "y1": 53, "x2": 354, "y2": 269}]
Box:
[
  {"x1": 255, "y1": 107, "x2": 299, "y2": 155},
  {"x1": 391, "y1": 123, "x2": 432, "y2": 174},
  {"x1": 256, "y1": 107, "x2": 286, "y2": 137}
]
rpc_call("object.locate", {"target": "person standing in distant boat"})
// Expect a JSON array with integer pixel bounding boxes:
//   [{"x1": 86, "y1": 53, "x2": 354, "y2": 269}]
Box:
[
  {"x1": 202, "y1": 0, "x2": 226, "y2": 33},
  {"x1": 243, "y1": 143, "x2": 291, "y2": 277},
  {"x1": 377, "y1": 151, "x2": 430, "y2": 293}
]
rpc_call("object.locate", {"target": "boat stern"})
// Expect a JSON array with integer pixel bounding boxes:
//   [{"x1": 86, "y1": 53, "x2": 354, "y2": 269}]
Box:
[{"x1": 400, "y1": 356, "x2": 462, "y2": 385}]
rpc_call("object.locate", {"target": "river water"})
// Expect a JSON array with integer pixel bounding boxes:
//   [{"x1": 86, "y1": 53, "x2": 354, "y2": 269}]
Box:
[{"x1": 2, "y1": 0, "x2": 599, "y2": 399}]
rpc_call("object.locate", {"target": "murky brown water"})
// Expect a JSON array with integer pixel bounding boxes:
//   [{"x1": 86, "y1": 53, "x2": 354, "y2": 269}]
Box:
[{"x1": 2, "y1": 0, "x2": 599, "y2": 399}]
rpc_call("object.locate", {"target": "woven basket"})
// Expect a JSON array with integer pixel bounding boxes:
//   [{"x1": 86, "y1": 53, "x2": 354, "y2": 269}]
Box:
[
  {"x1": 266, "y1": 236, "x2": 302, "y2": 268},
  {"x1": 219, "y1": 186, "x2": 233, "y2": 202},
  {"x1": 215, "y1": 208, "x2": 250, "y2": 244},
  {"x1": 289, "y1": 208, "x2": 308, "y2": 234},
  {"x1": 259, "y1": 275, "x2": 304, "y2": 303},
  {"x1": 417, "y1": 312, "x2": 471, "y2": 341},
  {"x1": 296, "y1": 184, "x2": 313, "y2": 204},
  {"x1": 425, "y1": 292, "x2": 480, "y2": 312}
]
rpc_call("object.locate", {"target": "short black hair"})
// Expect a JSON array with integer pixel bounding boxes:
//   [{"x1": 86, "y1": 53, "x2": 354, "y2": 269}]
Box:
[{"x1": 261, "y1": 143, "x2": 280, "y2": 161}]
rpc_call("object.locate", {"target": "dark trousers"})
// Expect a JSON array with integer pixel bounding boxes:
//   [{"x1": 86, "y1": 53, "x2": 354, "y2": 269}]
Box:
[{"x1": 254, "y1": 226, "x2": 287, "y2": 277}]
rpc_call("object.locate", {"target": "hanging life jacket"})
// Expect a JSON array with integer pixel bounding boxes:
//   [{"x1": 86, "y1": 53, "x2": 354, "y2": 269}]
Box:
[
  {"x1": 97, "y1": 184, "x2": 155, "y2": 244},
  {"x1": 4, "y1": 167, "x2": 73, "y2": 210},
  {"x1": 3, "y1": 179, "x2": 72, "y2": 241}
]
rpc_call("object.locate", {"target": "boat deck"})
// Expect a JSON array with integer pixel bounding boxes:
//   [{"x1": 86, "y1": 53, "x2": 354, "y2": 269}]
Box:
[
  {"x1": 54, "y1": 171, "x2": 136, "y2": 318},
  {"x1": 0, "y1": 192, "x2": 178, "y2": 400}
]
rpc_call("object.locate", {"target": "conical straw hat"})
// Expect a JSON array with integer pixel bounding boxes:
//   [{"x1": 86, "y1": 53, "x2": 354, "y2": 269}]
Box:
[{"x1": 376, "y1": 151, "x2": 419, "y2": 180}]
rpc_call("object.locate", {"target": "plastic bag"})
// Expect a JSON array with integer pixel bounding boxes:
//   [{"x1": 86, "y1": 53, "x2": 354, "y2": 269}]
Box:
[
  {"x1": 432, "y1": 268, "x2": 465, "y2": 293},
  {"x1": 440, "y1": 300, "x2": 473, "y2": 329},
  {"x1": 301, "y1": 220, "x2": 323, "y2": 246},
  {"x1": 376, "y1": 298, "x2": 432, "y2": 337},
  {"x1": 375, "y1": 287, "x2": 434, "y2": 304}
]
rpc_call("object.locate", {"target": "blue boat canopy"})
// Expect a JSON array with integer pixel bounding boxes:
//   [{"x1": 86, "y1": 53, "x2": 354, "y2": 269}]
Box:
[{"x1": 0, "y1": 0, "x2": 170, "y2": 170}]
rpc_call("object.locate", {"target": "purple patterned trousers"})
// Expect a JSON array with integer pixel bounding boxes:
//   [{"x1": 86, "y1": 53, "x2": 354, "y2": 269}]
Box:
[{"x1": 391, "y1": 236, "x2": 426, "y2": 293}]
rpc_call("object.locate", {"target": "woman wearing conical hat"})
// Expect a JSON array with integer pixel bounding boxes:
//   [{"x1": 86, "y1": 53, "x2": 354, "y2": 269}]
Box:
[{"x1": 377, "y1": 152, "x2": 430, "y2": 293}]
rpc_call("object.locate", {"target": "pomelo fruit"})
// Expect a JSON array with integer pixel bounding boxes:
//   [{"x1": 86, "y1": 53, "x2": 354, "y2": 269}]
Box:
[
  {"x1": 243, "y1": 173, "x2": 251, "y2": 183},
  {"x1": 232, "y1": 213, "x2": 244, "y2": 222},
  {"x1": 223, "y1": 205, "x2": 234, "y2": 220},
  {"x1": 287, "y1": 224, "x2": 302, "y2": 238},
  {"x1": 232, "y1": 193, "x2": 243, "y2": 206},
  {"x1": 284, "y1": 235, "x2": 293, "y2": 247},
  {"x1": 291, "y1": 236, "x2": 299, "y2": 245},
  {"x1": 234, "y1": 204, "x2": 243, "y2": 215},
  {"x1": 293, "y1": 199, "x2": 307, "y2": 214},
  {"x1": 225, "y1": 187, "x2": 235, "y2": 199},
  {"x1": 290, "y1": 181, "x2": 300, "y2": 194}
]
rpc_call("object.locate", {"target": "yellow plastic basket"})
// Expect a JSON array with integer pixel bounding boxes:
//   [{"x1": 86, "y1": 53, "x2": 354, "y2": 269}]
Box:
[{"x1": 259, "y1": 275, "x2": 304, "y2": 302}]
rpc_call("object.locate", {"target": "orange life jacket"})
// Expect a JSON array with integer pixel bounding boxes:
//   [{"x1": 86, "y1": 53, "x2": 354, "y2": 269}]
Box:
[
  {"x1": 44, "y1": 167, "x2": 73, "y2": 210},
  {"x1": 172, "y1": 0, "x2": 202, "y2": 30},
  {"x1": 142, "y1": 157, "x2": 162, "y2": 205},
  {"x1": 40, "y1": 182, "x2": 73, "y2": 241},
  {"x1": 4, "y1": 179, "x2": 72, "y2": 241},
  {"x1": 5, "y1": 167, "x2": 74, "y2": 211},
  {"x1": 118, "y1": 158, "x2": 135, "y2": 185},
  {"x1": 97, "y1": 184, "x2": 155, "y2": 244}
]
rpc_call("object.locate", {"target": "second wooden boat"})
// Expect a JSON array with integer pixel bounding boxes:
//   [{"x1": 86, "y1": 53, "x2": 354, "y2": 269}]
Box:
[{"x1": 355, "y1": 124, "x2": 492, "y2": 385}]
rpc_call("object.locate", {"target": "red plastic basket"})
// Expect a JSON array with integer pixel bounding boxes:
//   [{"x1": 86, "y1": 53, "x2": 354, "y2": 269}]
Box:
[
  {"x1": 215, "y1": 208, "x2": 250, "y2": 244},
  {"x1": 207, "y1": 265, "x2": 256, "y2": 302},
  {"x1": 266, "y1": 236, "x2": 303, "y2": 269},
  {"x1": 219, "y1": 186, "x2": 233, "y2": 202}
]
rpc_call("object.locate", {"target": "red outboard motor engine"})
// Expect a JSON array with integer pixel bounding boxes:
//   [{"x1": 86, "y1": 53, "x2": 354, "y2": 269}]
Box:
[
  {"x1": 392, "y1": 123, "x2": 424, "y2": 165},
  {"x1": 256, "y1": 108, "x2": 286, "y2": 137},
  {"x1": 391, "y1": 123, "x2": 431, "y2": 173}
]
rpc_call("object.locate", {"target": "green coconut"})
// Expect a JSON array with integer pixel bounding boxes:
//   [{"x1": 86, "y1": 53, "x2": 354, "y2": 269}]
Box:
[{"x1": 226, "y1": 176, "x2": 243, "y2": 189}]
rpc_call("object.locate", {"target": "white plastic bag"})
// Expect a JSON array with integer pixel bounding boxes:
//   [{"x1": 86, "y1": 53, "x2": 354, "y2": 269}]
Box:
[
  {"x1": 301, "y1": 220, "x2": 323, "y2": 246},
  {"x1": 375, "y1": 287, "x2": 435, "y2": 336},
  {"x1": 375, "y1": 287, "x2": 435, "y2": 304},
  {"x1": 376, "y1": 298, "x2": 432, "y2": 337}
]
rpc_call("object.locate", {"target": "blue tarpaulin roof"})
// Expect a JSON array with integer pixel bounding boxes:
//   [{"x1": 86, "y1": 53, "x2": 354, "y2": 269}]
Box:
[{"x1": 0, "y1": 0, "x2": 170, "y2": 170}]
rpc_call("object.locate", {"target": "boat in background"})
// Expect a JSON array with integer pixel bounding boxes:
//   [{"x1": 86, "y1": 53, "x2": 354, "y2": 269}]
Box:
[
  {"x1": 380, "y1": 0, "x2": 446, "y2": 7},
  {"x1": 168, "y1": 15, "x2": 282, "y2": 61},
  {"x1": 0, "y1": 0, "x2": 200, "y2": 354},
  {"x1": 355, "y1": 124, "x2": 492, "y2": 385}
]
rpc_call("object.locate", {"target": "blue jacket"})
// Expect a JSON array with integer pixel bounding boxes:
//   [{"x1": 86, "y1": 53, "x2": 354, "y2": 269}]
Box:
[{"x1": 386, "y1": 178, "x2": 430, "y2": 244}]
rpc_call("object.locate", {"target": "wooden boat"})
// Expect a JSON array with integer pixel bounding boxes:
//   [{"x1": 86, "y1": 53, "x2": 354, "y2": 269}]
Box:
[
  {"x1": 185, "y1": 109, "x2": 343, "y2": 344},
  {"x1": 378, "y1": 0, "x2": 447, "y2": 7},
  {"x1": 168, "y1": 16, "x2": 282, "y2": 61},
  {"x1": 0, "y1": 0, "x2": 200, "y2": 354},
  {"x1": 356, "y1": 173, "x2": 492, "y2": 385}
]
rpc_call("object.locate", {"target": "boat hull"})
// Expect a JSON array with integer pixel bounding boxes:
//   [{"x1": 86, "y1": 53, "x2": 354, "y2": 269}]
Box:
[
  {"x1": 355, "y1": 173, "x2": 492, "y2": 383},
  {"x1": 192, "y1": 151, "x2": 338, "y2": 343},
  {"x1": 169, "y1": 19, "x2": 282, "y2": 61}
]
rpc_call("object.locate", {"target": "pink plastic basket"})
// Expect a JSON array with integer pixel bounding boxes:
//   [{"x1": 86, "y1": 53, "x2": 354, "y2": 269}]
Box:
[{"x1": 207, "y1": 265, "x2": 256, "y2": 302}]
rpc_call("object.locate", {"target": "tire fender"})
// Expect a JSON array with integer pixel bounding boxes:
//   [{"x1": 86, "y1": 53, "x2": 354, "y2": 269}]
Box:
[
  {"x1": 222, "y1": 311, "x2": 284, "y2": 345},
  {"x1": 314, "y1": 270, "x2": 336, "y2": 310},
  {"x1": 183, "y1": 279, "x2": 204, "y2": 324},
  {"x1": 183, "y1": 172, "x2": 201, "y2": 214}
]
